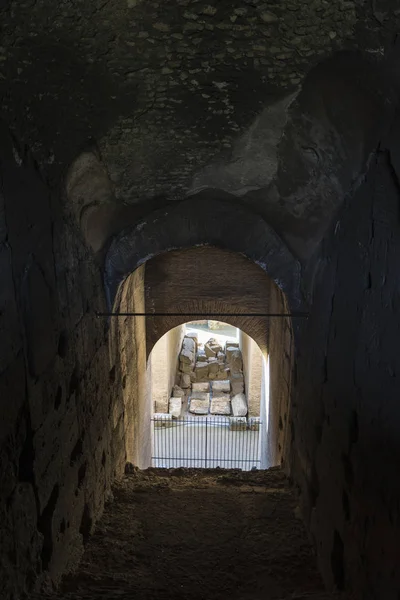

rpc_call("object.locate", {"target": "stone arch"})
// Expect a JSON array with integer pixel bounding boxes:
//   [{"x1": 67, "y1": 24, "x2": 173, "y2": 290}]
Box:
[
  {"x1": 104, "y1": 193, "x2": 303, "y2": 313},
  {"x1": 111, "y1": 244, "x2": 295, "y2": 470},
  {"x1": 142, "y1": 245, "x2": 289, "y2": 358}
]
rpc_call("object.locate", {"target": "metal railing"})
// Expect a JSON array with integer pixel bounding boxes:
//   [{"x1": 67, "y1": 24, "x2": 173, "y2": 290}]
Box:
[{"x1": 151, "y1": 416, "x2": 261, "y2": 471}]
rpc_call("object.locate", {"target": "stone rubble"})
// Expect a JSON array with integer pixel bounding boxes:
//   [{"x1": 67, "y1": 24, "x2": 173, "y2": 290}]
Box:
[
  {"x1": 231, "y1": 393, "x2": 247, "y2": 417},
  {"x1": 170, "y1": 333, "x2": 254, "y2": 420},
  {"x1": 212, "y1": 380, "x2": 231, "y2": 394},
  {"x1": 189, "y1": 399, "x2": 210, "y2": 415},
  {"x1": 168, "y1": 397, "x2": 182, "y2": 418},
  {"x1": 210, "y1": 395, "x2": 231, "y2": 415},
  {"x1": 173, "y1": 385, "x2": 185, "y2": 398},
  {"x1": 192, "y1": 382, "x2": 210, "y2": 393},
  {"x1": 230, "y1": 373, "x2": 245, "y2": 396}
]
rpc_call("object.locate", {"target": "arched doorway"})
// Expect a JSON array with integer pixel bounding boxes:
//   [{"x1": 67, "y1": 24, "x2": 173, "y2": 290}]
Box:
[
  {"x1": 149, "y1": 321, "x2": 266, "y2": 470},
  {"x1": 109, "y1": 245, "x2": 296, "y2": 472}
]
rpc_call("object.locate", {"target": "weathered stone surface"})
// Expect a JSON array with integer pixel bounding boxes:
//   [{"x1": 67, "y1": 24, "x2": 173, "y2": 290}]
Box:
[
  {"x1": 180, "y1": 373, "x2": 191, "y2": 389},
  {"x1": 204, "y1": 342, "x2": 217, "y2": 358},
  {"x1": 169, "y1": 397, "x2": 182, "y2": 419},
  {"x1": 226, "y1": 346, "x2": 238, "y2": 362},
  {"x1": 179, "y1": 360, "x2": 190, "y2": 374},
  {"x1": 197, "y1": 352, "x2": 208, "y2": 362},
  {"x1": 180, "y1": 360, "x2": 193, "y2": 374},
  {"x1": 189, "y1": 399, "x2": 209, "y2": 415},
  {"x1": 228, "y1": 349, "x2": 243, "y2": 374},
  {"x1": 173, "y1": 385, "x2": 185, "y2": 398},
  {"x1": 182, "y1": 336, "x2": 196, "y2": 354},
  {"x1": 185, "y1": 332, "x2": 198, "y2": 346},
  {"x1": 212, "y1": 380, "x2": 231, "y2": 394},
  {"x1": 229, "y1": 417, "x2": 248, "y2": 431},
  {"x1": 210, "y1": 396, "x2": 231, "y2": 415},
  {"x1": 195, "y1": 361, "x2": 209, "y2": 379},
  {"x1": 180, "y1": 347, "x2": 195, "y2": 365},
  {"x1": 192, "y1": 382, "x2": 209, "y2": 393},
  {"x1": 216, "y1": 368, "x2": 230, "y2": 380},
  {"x1": 231, "y1": 393, "x2": 247, "y2": 417},
  {"x1": 231, "y1": 374, "x2": 244, "y2": 396},
  {"x1": 191, "y1": 392, "x2": 210, "y2": 403},
  {"x1": 225, "y1": 342, "x2": 239, "y2": 351},
  {"x1": 208, "y1": 359, "x2": 219, "y2": 375},
  {"x1": 217, "y1": 351, "x2": 225, "y2": 363}
]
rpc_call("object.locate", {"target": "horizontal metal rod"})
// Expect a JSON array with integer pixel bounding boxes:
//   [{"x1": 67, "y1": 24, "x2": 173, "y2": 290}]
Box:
[
  {"x1": 151, "y1": 457, "x2": 261, "y2": 463},
  {"x1": 96, "y1": 312, "x2": 309, "y2": 318}
]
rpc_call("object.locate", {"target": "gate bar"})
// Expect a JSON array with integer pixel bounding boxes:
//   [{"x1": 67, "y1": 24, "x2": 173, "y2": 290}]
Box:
[{"x1": 96, "y1": 312, "x2": 309, "y2": 318}]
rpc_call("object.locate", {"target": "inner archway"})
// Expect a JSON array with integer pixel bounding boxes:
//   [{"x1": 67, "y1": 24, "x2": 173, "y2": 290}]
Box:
[
  {"x1": 149, "y1": 321, "x2": 267, "y2": 470},
  {"x1": 110, "y1": 245, "x2": 295, "y2": 472}
]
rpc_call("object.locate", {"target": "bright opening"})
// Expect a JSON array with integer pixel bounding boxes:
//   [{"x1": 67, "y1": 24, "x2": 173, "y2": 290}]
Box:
[{"x1": 149, "y1": 321, "x2": 268, "y2": 470}]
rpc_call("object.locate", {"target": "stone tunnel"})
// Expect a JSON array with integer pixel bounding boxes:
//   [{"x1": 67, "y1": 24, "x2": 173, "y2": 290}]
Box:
[{"x1": 2, "y1": 0, "x2": 400, "y2": 598}]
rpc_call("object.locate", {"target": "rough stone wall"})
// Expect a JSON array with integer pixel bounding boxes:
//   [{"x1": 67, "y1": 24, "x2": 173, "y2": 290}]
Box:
[
  {"x1": 292, "y1": 144, "x2": 400, "y2": 598},
  {"x1": 149, "y1": 325, "x2": 184, "y2": 413},
  {"x1": 0, "y1": 124, "x2": 132, "y2": 598},
  {"x1": 239, "y1": 331, "x2": 263, "y2": 417},
  {"x1": 0, "y1": 0, "x2": 364, "y2": 197}
]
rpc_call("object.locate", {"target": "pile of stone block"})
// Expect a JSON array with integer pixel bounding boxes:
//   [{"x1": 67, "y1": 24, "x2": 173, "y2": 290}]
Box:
[{"x1": 170, "y1": 335, "x2": 249, "y2": 418}]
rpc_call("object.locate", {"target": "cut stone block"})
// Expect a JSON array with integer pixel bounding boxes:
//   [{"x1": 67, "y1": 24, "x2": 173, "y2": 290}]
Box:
[
  {"x1": 153, "y1": 413, "x2": 173, "y2": 428},
  {"x1": 226, "y1": 345, "x2": 238, "y2": 362},
  {"x1": 211, "y1": 343, "x2": 222, "y2": 354},
  {"x1": 231, "y1": 373, "x2": 244, "y2": 395},
  {"x1": 191, "y1": 392, "x2": 210, "y2": 402},
  {"x1": 195, "y1": 361, "x2": 209, "y2": 379},
  {"x1": 185, "y1": 332, "x2": 198, "y2": 345},
  {"x1": 180, "y1": 373, "x2": 191, "y2": 389},
  {"x1": 180, "y1": 360, "x2": 193, "y2": 374},
  {"x1": 229, "y1": 417, "x2": 247, "y2": 431},
  {"x1": 204, "y1": 342, "x2": 217, "y2": 358},
  {"x1": 216, "y1": 367, "x2": 230, "y2": 380},
  {"x1": 210, "y1": 396, "x2": 231, "y2": 415},
  {"x1": 212, "y1": 380, "x2": 231, "y2": 394},
  {"x1": 229, "y1": 349, "x2": 243, "y2": 374},
  {"x1": 208, "y1": 359, "x2": 219, "y2": 375},
  {"x1": 189, "y1": 399, "x2": 209, "y2": 415},
  {"x1": 231, "y1": 393, "x2": 247, "y2": 417},
  {"x1": 197, "y1": 352, "x2": 208, "y2": 362},
  {"x1": 169, "y1": 397, "x2": 182, "y2": 418},
  {"x1": 192, "y1": 382, "x2": 210, "y2": 393},
  {"x1": 180, "y1": 347, "x2": 195, "y2": 365},
  {"x1": 248, "y1": 416, "x2": 261, "y2": 431},
  {"x1": 226, "y1": 341, "x2": 239, "y2": 350},
  {"x1": 173, "y1": 385, "x2": 185, "y2": 398},
  {"x1": 183, "y1": 336, "x2": 196, "y2": 354}
]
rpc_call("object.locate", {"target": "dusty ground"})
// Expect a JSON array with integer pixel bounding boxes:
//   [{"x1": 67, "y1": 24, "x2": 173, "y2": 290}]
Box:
[{"x1": 34, "y1": 468, "x2": 349, "y2": 600}]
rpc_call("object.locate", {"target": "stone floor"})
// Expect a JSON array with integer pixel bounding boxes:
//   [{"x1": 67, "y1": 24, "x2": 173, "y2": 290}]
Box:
[{"x1": 32, "y1": 468, "x2": 350, "y2": 600}]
